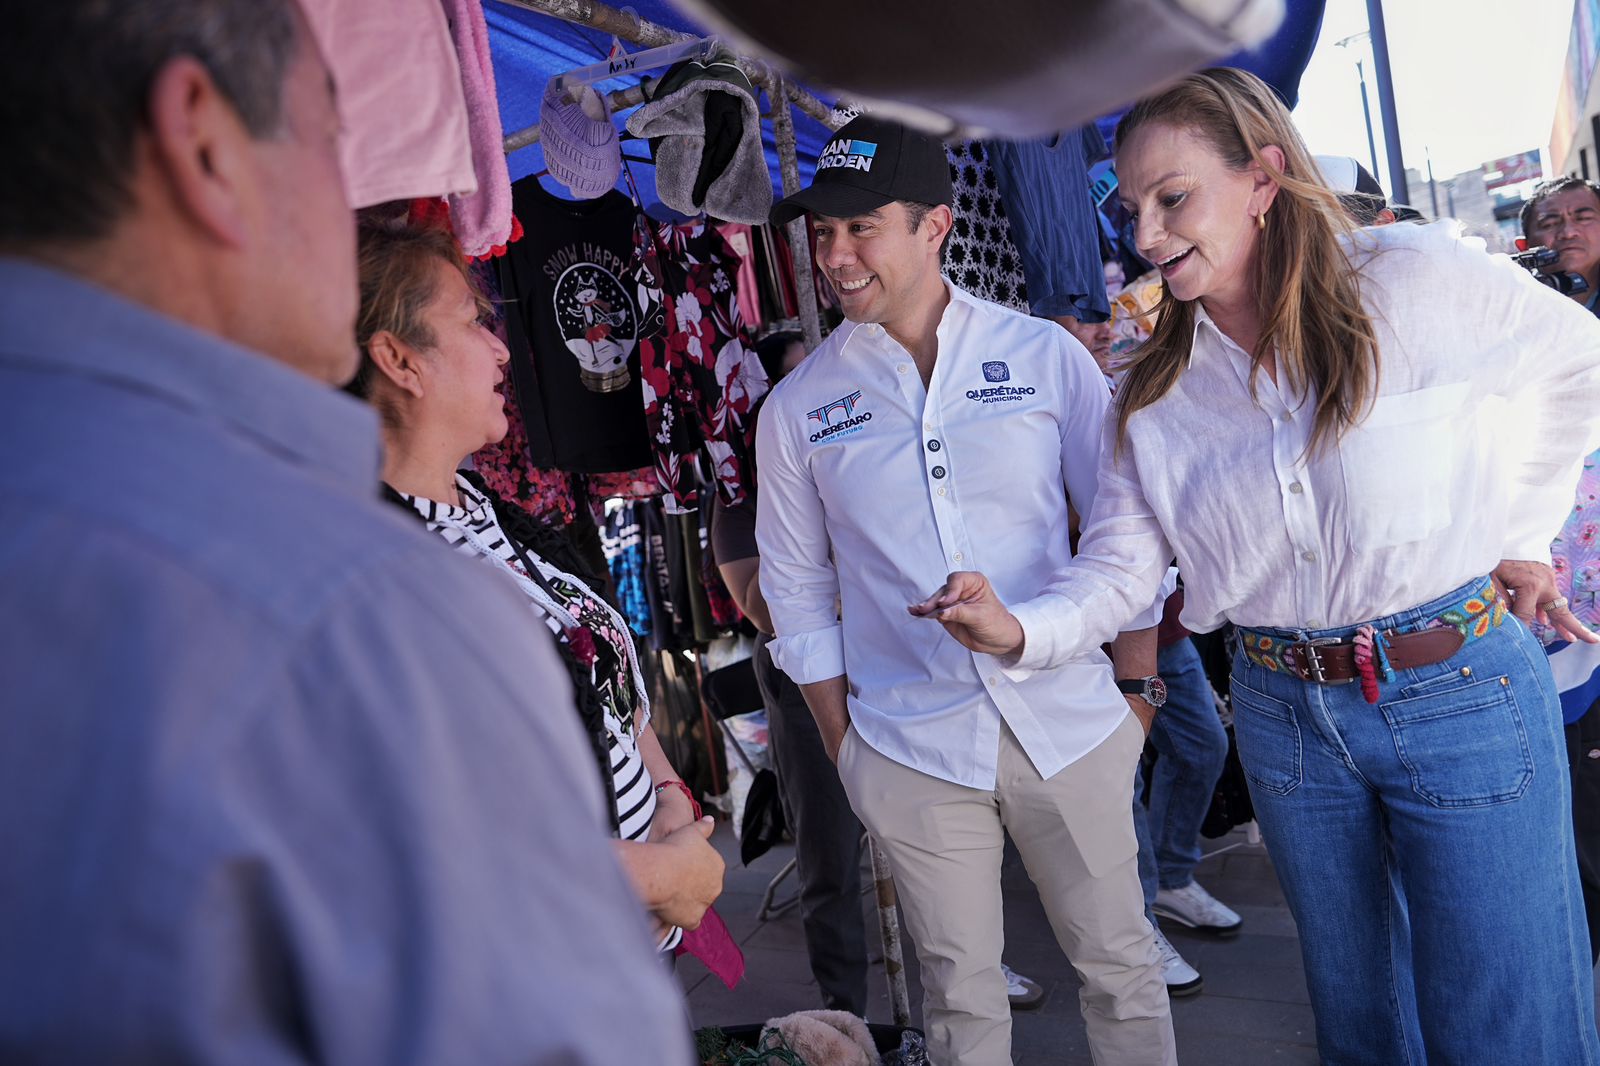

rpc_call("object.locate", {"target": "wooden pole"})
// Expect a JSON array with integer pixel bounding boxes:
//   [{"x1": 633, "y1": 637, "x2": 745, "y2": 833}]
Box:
[
  {"x1": 768, "y1": 73, "x2": 823, "y2": 350},
  {"x1": 869, "y1": 838, "x2": 912, "y2": 1027}
]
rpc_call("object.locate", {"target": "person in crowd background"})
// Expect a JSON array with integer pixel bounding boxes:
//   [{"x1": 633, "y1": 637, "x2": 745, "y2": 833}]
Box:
[
  {"x1": 1523, "y1": 176, "x2": 1600, "y2": 317},
  {"x1": 713, "y1": 330, "x2": 873, "y2": 1016},
  {"x1": 915, "y1": 68, "x2": 1600, "y2": 1064},
  {"x1": 347, "y1": 219, "x2": 725, "y2": 950},
  {"x1": 0, "y1": 2, "x2": 692, "y2": 1063},
  {"x1": 1521, "y1": 179, "x2": 1600, "y2": 965},
  {"x1": 758, "y1": 114, "x2": 1176, "y2": 1065},
  {"x1": 1055, "y1": 314, "x2": 1115, "y2": 372}
]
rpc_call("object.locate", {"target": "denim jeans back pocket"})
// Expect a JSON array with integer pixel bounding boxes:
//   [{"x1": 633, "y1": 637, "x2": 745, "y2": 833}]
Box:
[
  {"x1": 1230, "y1": 678, "x2": 1303, "y2": 796},
  {"x1": 1380, "y1": 674, "x2": 1534, "y2": 808}
]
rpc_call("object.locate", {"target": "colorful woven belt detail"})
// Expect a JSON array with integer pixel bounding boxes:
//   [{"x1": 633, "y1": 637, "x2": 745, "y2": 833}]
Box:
[{"x1": 1239, "y1": 577, "x2": 1508, "y2": 675}]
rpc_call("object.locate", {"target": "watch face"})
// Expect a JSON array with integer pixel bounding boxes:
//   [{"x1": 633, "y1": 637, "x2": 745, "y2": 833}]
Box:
[{"x1": 1147, "y1": 676, "x2": 1168, "y2": 707}]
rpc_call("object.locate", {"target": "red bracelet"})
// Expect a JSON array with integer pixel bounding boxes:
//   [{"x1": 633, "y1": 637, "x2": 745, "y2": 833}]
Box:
[{"x1": 655, "y1": 779, "x2": 702, "y2": 820}]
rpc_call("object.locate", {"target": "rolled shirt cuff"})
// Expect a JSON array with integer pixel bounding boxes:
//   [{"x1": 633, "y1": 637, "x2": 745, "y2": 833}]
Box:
[
  {"x1": 1122, "y1": 566, "x2": 1176, "y2": 632},
  {"x1": 1009, "y1": 596, "x2": 1076, "y2": 674},
  {"x1": 1501, "y1": 535, "x2": 1555, "y2": 570},
  {"x1": 769, "y1": 623, "x2": 847, "y2": 684}
]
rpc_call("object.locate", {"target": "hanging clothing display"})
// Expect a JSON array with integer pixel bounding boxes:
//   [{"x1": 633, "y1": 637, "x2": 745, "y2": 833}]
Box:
[
  {"x1": 468, "y1": 272, "x2": 580, "y2": 526},
  {"x1": 717, "y1": 224, "x2": 765, "y2": 330},
  {"x1": 987, "y1": 129, "x2": 1112, "y2": 323},
  {"x1": 631, "y1": 218, "x2": 768, "y2": 513},
  {"x1": 440, "y1": 0, "x2": 513, "y2": 256},
  {"x1": 639, "y1": 499, "x2": 690, "y2": 651},
  {"x1": 303, "y1": 0, "x2": 474, "y2": 210},
  {"x1": 473, "y1": 377, "x2": 581, "y2": 526},
  {"x1": 624, "y1": 50, "x2": 773, "y2": 225},
  {"x1": 942, "y1": 141, "x2": 1030, "y2": 313},
  {"x1": 498, "y1": 177, "x2": 653, "y2": 473},
  {"x1": 602, "y1": 501, "x2": 652, "y2": 638},
  {"x1": 697, "y1": 493, "x2": 742, "y2": 630},
  {"x1": 586, "y1": 466, "x2": 663, "y2": 503}
]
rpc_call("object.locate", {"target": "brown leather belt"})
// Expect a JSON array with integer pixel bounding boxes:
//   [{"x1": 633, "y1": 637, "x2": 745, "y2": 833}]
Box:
[
  {"x1": 1278, "y1": 628, "x2": 1466, "y2": 684},
  {"x1": 1238, "y1": 576, "x2": 1509, "y2": 685}
]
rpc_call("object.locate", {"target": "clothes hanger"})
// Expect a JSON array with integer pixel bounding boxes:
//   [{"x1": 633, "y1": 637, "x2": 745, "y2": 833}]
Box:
[{"x1": 551, "y1": 36, "x2": 715, "y2": 93}]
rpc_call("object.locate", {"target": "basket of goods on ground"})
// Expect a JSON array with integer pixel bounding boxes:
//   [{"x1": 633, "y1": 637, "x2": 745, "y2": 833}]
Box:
[{"x1": 696, "y1": 1011, "x2": 927, "y2": 1066}]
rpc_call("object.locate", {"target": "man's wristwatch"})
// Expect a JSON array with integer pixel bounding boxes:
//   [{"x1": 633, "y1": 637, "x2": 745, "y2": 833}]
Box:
[{"x1": 1116, "y1": 676, "x2": 1168, "y2": 709}]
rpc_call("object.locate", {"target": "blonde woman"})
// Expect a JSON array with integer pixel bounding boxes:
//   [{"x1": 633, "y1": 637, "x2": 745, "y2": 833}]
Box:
[{"x1": 914, "y1": 69, "x2": 1600, "y2": 1063}]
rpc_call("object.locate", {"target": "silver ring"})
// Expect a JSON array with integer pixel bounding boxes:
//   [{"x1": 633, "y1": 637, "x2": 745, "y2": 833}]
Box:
[{"x1": 1542, "y1": 596, "x2": 1571, "y2": 612}]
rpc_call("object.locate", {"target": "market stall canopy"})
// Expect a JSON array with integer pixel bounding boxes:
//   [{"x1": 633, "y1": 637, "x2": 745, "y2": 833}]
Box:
[
  {"x1": 1093, "y1": 0, "x2": 1327, "y2": 147},
  {"x1": 667, "y1": 0, "x2": 1287, "y2": 139},
  {"x1": 486, "y1": 0, "x2": 837, "y2": 212}
]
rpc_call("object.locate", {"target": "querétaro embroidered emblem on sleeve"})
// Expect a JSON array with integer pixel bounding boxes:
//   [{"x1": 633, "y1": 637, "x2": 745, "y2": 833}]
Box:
[
  {"x1": 982, "y1": 361, "x2": 1010, "y2": 382},
  {"x1": 806, "y1": 390, "x2": 872, "y2": 443}
]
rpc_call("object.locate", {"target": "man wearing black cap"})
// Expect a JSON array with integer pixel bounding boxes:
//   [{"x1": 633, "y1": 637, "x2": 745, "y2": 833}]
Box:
[{"x1": 754, "y1": 115, "x2": 1176, "y2": 1065}]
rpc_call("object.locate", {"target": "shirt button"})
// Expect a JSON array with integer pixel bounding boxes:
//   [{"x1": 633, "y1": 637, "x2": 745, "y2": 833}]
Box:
[
  {"x1": 897, "y1": 364, "x2": 909, "y2": 374},
  {"x1": 953, "y1": 551, "x2": 964, "y2": 562},
  {"x1": 1289, "y1": 481, "x2": 1304, "y2": 494},
  {"x1": 987, "y1": 675, "x2": 999, "y2": 685},
  {"x1": 937, "y1": 487, "x2": 947, "y2": 496},
  {"x1": 927, "y1": 439, "x2": 942, "y2": 452},
  {"x1": 1306, "y1": 620, "x2": 1320, "y2": 629},
  {"x1": 932, "y1": 465, "x2": 947, "y2": 479},
  {"x1": 1301, "y1": 550, "x2": 1316, "y2": 562}
]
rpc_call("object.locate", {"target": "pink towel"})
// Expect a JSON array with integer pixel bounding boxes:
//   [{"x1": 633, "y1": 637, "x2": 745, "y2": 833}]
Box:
[
  {"x1": 441, "y1": 0, "x2": 513, "y2": 257},
  {"x1": 299, "y1": 0, "x2": 476, "y2": 209}
]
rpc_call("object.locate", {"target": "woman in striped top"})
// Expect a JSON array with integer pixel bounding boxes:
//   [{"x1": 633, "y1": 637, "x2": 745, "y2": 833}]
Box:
[{"x1": 346, "y1": 219, "x2": 723, "y2": 950}]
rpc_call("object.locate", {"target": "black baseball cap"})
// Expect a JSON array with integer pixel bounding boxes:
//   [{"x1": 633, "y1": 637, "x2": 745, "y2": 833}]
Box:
[{"x1": 770, "y1": 115, "x2": 953, "y2": 226}]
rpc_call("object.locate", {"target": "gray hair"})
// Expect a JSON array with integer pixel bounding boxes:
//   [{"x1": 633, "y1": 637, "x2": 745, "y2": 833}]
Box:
[{"x1": 0, "y1": 0, "x2": 300, "y2": 247}]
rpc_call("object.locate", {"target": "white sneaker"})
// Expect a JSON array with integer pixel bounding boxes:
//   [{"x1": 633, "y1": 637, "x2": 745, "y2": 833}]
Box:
[
  {"x1": 1154, "y1": 879, "x2": 1243, "y2": 936},
  {"x1": 1151, "y1": 927, "x2": 1203, "y2": 997},
  {"x1": 1000, "y1": 963, "x2": 1045, "y2": 1010}
]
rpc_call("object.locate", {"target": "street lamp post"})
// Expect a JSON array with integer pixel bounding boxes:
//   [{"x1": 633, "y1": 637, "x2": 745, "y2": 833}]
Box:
[
  {"x1": 1366, "y1": 0, "x2": 1411, "y2": 205},
  {"x1": 1336, "y1": 32, "x2": 1382, "y2": 184}
]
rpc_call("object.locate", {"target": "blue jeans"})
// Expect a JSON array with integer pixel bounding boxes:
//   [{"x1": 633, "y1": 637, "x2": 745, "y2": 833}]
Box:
[
  {"x1": 1231, "y1": 577, "x2": 1600, "y2": 1065},
  {"x1": 1133, "y1": 638, "x2": 1229, "y2": 916}
]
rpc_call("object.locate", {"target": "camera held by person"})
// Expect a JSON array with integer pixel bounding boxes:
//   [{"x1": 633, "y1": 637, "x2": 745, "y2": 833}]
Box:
[
  {"x1": 1520, "y1": 177, "x2": 1600, "y2": 314},
  {"x1": 1510, "y1": 245, "x2": 1590, "y2": 298}
]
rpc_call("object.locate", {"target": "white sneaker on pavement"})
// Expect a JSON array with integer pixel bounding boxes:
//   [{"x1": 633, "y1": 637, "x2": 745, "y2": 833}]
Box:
[
  {"x1": 1151, "y1": 926, "x2": 1203, "y2": 997},
  {"x1": 1000, "y1": 963, "x2": 1045, "y2": 1010},
  {"x1": 1154, "y1": 879, "x2": 1243, "y2": 936}
]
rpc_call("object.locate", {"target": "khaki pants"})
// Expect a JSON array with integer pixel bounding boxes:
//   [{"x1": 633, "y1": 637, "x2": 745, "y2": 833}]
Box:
[{"x1": 837, "y1": 712, "x2": 1175, "y2": 1066}]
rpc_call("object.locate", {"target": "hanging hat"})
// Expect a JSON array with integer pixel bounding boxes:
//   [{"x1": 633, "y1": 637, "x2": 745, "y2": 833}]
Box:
[
  {"x1": 625, "y1": 48, "x2": 773, "y2": 224},
  {"x1": 540, "y1": 80, "x2": 621, "y2": 199}
]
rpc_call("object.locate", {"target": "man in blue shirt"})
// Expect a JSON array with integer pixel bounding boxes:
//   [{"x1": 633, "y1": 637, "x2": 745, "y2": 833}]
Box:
[{"x1": 0, "y1": 3, "x2": 691, "y2": 1063}]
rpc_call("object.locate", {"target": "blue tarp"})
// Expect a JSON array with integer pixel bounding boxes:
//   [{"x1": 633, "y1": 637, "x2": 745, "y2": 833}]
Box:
[
  {"x1": 486, "y1": 0, "x2": 1324, "y2": 208},
  {"x1": 485, "y1": 0, "x2": 835, "y2": 211}
]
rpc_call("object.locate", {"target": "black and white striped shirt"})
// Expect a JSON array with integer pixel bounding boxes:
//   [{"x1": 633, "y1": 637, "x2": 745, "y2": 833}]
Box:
[{"x1": 400, "y1": 476, "x2": 658, "y2": 843}]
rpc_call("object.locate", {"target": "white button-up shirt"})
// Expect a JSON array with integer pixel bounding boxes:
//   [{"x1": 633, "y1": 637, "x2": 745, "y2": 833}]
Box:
[
  {"x1": 757, "y1": 283, "x2": 1162, "y2": 789},
  {"x1": 1014, "y1": 220, "x2": 1600, "y2": 670}
]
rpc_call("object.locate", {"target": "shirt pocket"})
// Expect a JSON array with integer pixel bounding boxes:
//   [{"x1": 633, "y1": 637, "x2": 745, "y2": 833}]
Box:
[{"x1": 1340, "y1": 381, "x2": 1470, "y2": 552}]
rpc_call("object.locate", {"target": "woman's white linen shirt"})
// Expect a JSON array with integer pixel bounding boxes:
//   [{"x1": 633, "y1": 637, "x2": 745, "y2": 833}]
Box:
[{"x1": 1015, "y1": 220, "x2": 1600, "y2": 670}]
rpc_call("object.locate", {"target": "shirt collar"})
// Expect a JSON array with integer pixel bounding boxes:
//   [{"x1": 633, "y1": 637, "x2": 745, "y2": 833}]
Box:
[
  {"x1": 840, "y1": 276, "x2": 978, "y2": 356},
  {"x1": 399, "y1": 473, "x2": 487, "y2": 525},
  {"x1": 0, "y1": 257, "x2": 381, "y2": 489},
  {"x1": 1187, "y1": 301, "x2": 1229, "y2": 368}
]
